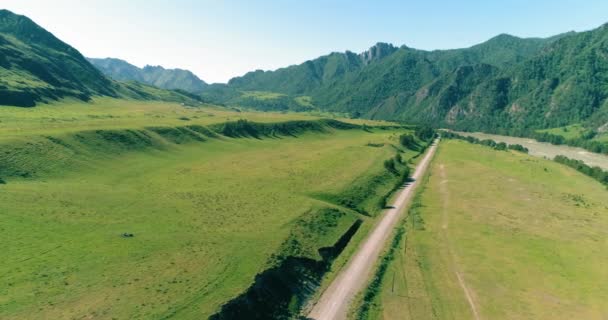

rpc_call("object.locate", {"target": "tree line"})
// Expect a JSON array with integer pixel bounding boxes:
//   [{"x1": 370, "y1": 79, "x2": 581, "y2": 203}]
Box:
[
  {"x1": 483, "y1": 128, "x2": 608, "y2": 155},
  {"x1": 441, "y1": 131, "x2": 529, "y2": 153},
  {"x1": 554, "y1": 155, "x2": 608, "y2": 187},
  {"x1": 531, "y1": 132, "x2": 608, "y2": 155}
]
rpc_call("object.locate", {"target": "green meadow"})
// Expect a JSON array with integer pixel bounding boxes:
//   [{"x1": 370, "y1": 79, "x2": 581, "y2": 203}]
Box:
[
  {"x1": 0, "y1": 99, "x2": 415, "y2": 319},
  {"x1": 371, "y1": 140, "x2": 608, "y2": 320}
]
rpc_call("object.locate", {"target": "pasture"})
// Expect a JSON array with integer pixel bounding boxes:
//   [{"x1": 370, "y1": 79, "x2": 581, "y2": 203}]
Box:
[
  {"x1": 375, "y1": 140, "x2": 608, "y2": 319},
  {"x1": 0, "y1": 99, "x2": 412, "y2": 319}
]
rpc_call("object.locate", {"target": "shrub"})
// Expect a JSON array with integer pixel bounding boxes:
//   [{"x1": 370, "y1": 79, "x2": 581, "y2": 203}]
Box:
[
  {"x1": 383, "y1": 159, "x2": 398, "y2": 175},
  {"x1": 508, "y1": 144, "x2": 529, "y2": 153},
  {"x1": 399, "y1": 134, "x2": 418, "y2": 150},
  {"x1": 395, "y1": 153, "x2": 403, "y2": 164},
  {"x1": 495, "y1": 142, "x2": 507, "y2": 151},
  {"x1": 415, "y1": 126, "x2": 436, "y2": 141}
]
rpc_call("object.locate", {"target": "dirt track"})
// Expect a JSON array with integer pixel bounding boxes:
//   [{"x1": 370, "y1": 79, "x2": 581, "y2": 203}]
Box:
[
  {"x1": 439, "y1": 164, "x2": 481, "y2": 320},
  {"x1": 307, "y1": 139, "x2": 439, "y2": 320}
]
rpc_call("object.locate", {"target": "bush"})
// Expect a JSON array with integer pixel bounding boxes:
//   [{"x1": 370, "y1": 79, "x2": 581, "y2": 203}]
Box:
[
  {"x1": 383, "y1": 159, "x2": 398, "y2": 175},
  {"x1": 395, "y1": 153, "x2": 403, "y2": 164},
  {"x1": 495, "y1": 142, "x2": 507, "y2": 151},
  {"x1": 399, "y1": 134, "x2": 418, "y2": 150},
  {"x1": 415, "y1": 126, "x2": 436, "y2": 141},
  {"x1": 508, "y1": 144, "x2": 529, "y2": 153}
]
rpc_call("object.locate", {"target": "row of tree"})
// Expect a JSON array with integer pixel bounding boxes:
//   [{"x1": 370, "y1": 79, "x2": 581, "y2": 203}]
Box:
[
  {"x1": 441, "y1": 131, "x2": 529, "y2": 153},
  {"x1": 491, "y1": 129, "x2": 608, "y2": 155},
  {"x1": 530, "y1": 132, "x2": 608, "y2": 154}
]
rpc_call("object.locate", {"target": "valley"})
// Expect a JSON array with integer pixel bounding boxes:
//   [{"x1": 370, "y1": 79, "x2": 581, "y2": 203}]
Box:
[{"x1": 1, "y1": 4, "x2": 608, "y2": 320}]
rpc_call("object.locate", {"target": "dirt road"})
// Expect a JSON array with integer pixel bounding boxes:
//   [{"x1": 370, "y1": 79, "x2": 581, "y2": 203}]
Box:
[{"x1": 307, "y1": 139, "x2": 439, "y2": 320}]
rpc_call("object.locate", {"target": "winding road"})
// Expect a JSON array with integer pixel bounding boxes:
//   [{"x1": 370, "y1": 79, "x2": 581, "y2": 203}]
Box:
[{"x1": 308, "y1": 139, "x2": 439, "y2": 320}]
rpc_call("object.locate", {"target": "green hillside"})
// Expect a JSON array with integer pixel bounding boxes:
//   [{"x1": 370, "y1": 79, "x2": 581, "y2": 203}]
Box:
[
  {"x1": 0, "y1": 9, "x2": 116, "y2": 106},
  {"x1": 0, "y1": 9, "x2": 199, "y2": 107}
]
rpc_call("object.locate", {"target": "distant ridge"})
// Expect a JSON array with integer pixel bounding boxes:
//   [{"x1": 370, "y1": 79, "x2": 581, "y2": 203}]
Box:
[{"x1": 88, "y1": 57, "x2": 208, "y2": 94}]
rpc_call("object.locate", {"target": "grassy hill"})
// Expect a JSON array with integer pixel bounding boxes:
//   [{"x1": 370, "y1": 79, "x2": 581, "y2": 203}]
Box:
[
  {"x1": 88, "y1": 57, "x2": 208, "y2": 94},
  {"x1": 0, "y1": 9, "x2": 200, "y2": 107}
]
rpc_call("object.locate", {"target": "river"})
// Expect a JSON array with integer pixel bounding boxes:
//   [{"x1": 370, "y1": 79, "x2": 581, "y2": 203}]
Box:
[{"x1": 455, "y1": 132, "x2": 608, "y2": 170}]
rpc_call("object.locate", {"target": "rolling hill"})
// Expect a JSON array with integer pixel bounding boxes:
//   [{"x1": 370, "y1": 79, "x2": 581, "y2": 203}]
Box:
[{"x1": 88, "y1": 57, "x2": 208, "y2": 93}]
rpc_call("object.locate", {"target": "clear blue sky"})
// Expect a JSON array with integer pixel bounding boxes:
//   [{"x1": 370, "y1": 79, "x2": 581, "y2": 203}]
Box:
[{"x1": 3, "y1": 0, "x2": 608, "y2": 83}]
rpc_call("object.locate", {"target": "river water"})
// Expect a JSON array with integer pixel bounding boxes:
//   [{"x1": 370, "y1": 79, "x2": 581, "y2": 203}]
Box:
[{"x1": 455, "y1": 132, "x2": 608, "y2": 170}]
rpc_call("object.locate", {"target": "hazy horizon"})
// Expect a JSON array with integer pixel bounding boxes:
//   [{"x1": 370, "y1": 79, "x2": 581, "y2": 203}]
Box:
[{"x1": 4, "y1": 0, "x2": 608, "y2": 83}]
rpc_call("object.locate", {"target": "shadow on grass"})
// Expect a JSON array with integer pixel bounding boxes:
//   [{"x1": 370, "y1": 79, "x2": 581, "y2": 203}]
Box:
[{"x1": 209, "y1": 220, "x2": 362, "y2": 320}]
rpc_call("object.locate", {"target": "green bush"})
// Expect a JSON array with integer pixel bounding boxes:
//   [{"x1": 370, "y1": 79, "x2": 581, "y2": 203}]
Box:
[
  {"x1": 415, "y1": 126, "x2": 436, "y2": 141},
  {"x1": 399, "y1": 133, "x2": 418, "y2": 150},
  {"x1": 508, "y1": 144, "x2": 529, "y2": 153},
  {"x1": 383, "y1": 159, "x2": 398, "y2": 175}
]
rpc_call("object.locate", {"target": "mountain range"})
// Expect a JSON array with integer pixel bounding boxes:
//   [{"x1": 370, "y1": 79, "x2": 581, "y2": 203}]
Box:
[
  {"x1": 88, "y1": 57, "x2": 208, "y2": 93},
  {"x1": 1, "y1": 8, "x2": 607, "y2": 136},
  {"x1": 204, "y1": 26, "x2": 608, "y2": 134}
]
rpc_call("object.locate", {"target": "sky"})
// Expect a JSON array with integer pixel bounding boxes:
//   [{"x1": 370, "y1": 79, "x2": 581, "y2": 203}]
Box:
[{"x1": 3, "y1": 0, "x2": 608, "y2": 83}]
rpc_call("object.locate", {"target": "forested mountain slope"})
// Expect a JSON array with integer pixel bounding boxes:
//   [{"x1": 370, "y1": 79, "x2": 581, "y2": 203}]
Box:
[{"x1": 205, "y1": 25, "x2": 608, "y2": 134}]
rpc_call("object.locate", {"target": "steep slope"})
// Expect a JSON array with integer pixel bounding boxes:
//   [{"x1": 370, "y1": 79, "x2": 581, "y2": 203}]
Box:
[
  {"x1": 0, "y1": 9, "x2": 117, "y2": 106},
  {"x1": 425, "y1": 25, "x2": 608, "y2": 132},
  {"x1": 0, "y1": 9, "x2": 199, "y2": 107},
  {"x1": 88, "y1": 57, "x2": 208, "y2": 93}
]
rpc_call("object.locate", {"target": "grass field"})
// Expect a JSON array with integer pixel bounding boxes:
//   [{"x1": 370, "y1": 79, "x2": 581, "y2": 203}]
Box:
[
  {"x1": 372, "y1": 140, "x2": 608, "y2": 320},
  {"x1": 0, "y1": 98, "x2": 319, "y2": 139},
  {"x1": 0, "y1": 98, "x2": 392, "y2": 140},
  {"x1": 0, "y1": 99, "x2": 415, "y2": 319}
]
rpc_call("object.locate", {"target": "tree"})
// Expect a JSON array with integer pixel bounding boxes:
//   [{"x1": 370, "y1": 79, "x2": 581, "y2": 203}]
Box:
[
  {"x1": 495, "y1": 142, "x2": 507, "y2": 150},
  {"x1": 415, "y1": 126, "x2": 435, "y2": 141}
]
